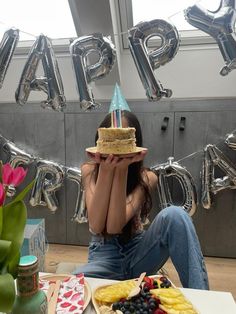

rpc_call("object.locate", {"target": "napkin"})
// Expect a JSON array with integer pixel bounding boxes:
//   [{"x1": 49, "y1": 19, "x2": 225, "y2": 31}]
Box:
[{"x1": 39, "y1": 273, "x2": 85, "y2": 313}]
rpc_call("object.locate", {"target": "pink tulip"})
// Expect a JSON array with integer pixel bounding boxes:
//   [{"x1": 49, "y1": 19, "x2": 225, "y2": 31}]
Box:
[
  {"x1": 0, "y1": 183, "x2": 5, "y2": 206},
  {"x1": 2, "y1": 163, "x2": 28, "y2": 187}
]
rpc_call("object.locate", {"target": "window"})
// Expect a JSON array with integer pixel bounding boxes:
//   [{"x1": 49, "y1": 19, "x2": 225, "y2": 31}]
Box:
[
  {"x1": 119, "y1": 0, "x2": 222, "y2": 48},
  {"x1": 0, "y1": 0, "x2": 77, "y2": 50}
]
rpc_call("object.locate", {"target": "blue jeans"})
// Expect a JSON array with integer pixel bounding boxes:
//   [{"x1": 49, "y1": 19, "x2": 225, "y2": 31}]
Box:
[{"x1": 73, "y1": 206, "x2": 209, "y2": 289}]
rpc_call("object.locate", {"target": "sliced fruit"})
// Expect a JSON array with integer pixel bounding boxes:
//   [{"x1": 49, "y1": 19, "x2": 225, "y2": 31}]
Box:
[
  {"x1": 94, "y1": 279, "x2": 136, "y2": 303},
  {"x1": 151, "y1": 287, "x2": 198, "y2": 314}
]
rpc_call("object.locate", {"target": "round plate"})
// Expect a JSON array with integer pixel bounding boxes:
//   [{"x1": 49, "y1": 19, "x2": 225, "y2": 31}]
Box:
[
  {"x1": 92, "y1": 275, "x2": 176, "y2": 314},
  {"x1": 40, "y1": 274, "x2": 91, "y2": 312},
  {"x1": 86, "y1": 146, "x2": 147, "y2": 158}
]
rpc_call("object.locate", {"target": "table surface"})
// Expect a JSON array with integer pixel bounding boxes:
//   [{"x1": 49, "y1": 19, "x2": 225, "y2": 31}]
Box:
[
  {"x1": 40, "y1": 273, "x2": 236, "y2": 314},
  {"x1": 85, "y1": 277, "x2": 236, "y2": 314}
]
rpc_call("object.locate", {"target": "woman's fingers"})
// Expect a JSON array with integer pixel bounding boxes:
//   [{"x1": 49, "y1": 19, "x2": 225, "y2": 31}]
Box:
[
  {"x1": 105, "y1": 154, "x2": 114, "y2": 162},
  {"x1": 115, "y1": 150, "x2": 148, "y2": 168},
  {"x1": 87, "y1": 152, "x2": 96, "y2": 161},
  {"x1": 87, "y1": 150, "x2": 147, "y2": 167},
  {"x1": 87, "y1": 151, "x2": 102, "y2": 163},
  {"x1": 132, "y1": 149, "x2": 148, "y2": 162}
]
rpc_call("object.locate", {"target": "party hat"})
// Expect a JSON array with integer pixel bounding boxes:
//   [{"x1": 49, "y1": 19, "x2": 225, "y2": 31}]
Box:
[{"x1": 109, "y1": 83, "x2": 131, "y2": 112}]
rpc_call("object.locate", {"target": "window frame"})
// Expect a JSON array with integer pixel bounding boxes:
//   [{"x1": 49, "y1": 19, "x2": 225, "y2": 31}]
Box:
[
  {"x1": 0, "y1": 0, "x2": 80, "y2": 56},
  {"x1": 118, "y1": 0, "x2": 217, "y2": 50}
]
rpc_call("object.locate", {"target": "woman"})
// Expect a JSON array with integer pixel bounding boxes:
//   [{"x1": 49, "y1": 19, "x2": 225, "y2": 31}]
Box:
[{"x1": 73, "y1": 110, "x2": 209, "y2": 290}]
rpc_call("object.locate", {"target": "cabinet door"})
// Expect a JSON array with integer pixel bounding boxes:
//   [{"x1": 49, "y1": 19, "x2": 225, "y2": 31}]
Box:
[
  {"x1": 0, "y1": 112, "x2": 67, "y2": 244},
  {"x1": 65, "y1": 113, "x2": 105, "y2": 245},
  {"x1": 135, "y1": 112, "x2": 174, "y2": 222},
  {"x1": 136, "y1": 112, "x2": 174, "y2": 168},
  {"x1": 173, "y1": 111, "x2": 236, "y2": 257}
]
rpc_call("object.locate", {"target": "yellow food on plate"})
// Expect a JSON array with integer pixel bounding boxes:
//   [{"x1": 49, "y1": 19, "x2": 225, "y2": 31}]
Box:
[
  {"x1": 94, "y1": 279, "x2": 136, "y2": 303},
  {"x1": 150, "y1": 288, "x2": 181, "y2": 298},
  {"x1": 150, "y1": 288, "x2": 198, "y2": 314},
  {"x1": 160, "y1": 305, "x2": 197, "y2": 314}
]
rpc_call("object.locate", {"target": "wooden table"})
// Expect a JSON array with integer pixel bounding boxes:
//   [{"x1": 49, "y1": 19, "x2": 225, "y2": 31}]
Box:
[{"x1": 85, "y1": 277, "x2": 236, "y2": 314}]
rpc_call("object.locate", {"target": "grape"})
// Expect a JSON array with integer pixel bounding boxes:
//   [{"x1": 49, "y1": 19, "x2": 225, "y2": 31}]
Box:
[
  {"x1": 112, "y1": 302, "x2": 120, "y2": 311},
  {"x1": 149, "y1": 302, "x2": 156, "y2": 309},
  {"x1": 110, "y1": 276, "x2": 169, "y2": 313}
]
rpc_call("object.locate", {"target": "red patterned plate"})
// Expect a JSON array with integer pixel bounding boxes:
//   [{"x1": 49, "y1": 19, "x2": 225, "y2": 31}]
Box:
[{"x1": 40, "y1": 274, "x2": 91, "y2": 313}]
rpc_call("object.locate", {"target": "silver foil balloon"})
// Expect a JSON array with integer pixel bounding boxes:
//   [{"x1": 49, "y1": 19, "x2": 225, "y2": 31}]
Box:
[
  {"x1": 128, "y1": 19, "x2": 179, "y2": 101},
  {"x1": 2, "y1": 140, "x2": 34, "y2": 197},
  {"x1": 185, "y1": 1, "x2": 236, "y2": 76},
  {"x1": 15, "y1": 34, "x2": 66, "y2": 111},
  {"x1": 201, "y1": 144, "x2": 236, "y2": 209},
  {"x1": 40, "y1": 36, "x2": 66, "y2": 111},
  {"x1": 152, "y1": 157, "x2": 197, "y2": 216},
  {"x1": 0, "y1": 28, "x2": 19, "y2": 88},
  {"x1": 15, "y1": 35, "x2": 43, "y2": 105},
  {"x1": 30, "y1": 160, "x2": 64, "y2": 212},
  {"x1": 70, "y1": 33, "x2": 116, "y2": 110},
  {"x1": 3, "y1": 140, "x2": 34, "y2": 167},
  {"x1": 66, "y1": 167, "x2": 88, "y2": 224},
  {"x1": 225, "y1": 131, "x2": 236, "y2": 149}
]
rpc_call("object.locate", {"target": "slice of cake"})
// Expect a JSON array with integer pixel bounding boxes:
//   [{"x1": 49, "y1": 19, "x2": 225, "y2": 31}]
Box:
[{"x1": 96, "y1": 127, "x2": 136, "y2": 154}]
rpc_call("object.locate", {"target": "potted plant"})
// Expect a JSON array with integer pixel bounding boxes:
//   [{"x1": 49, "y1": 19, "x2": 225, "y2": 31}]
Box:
[{"x1": 0, "y1": 162, "x2": 34, "y2": 313}]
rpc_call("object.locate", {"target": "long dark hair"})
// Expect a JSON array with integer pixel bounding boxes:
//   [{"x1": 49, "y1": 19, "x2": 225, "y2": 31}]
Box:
[{"x1": 94, "y1": 110, "x2": 152, "y2": 239}]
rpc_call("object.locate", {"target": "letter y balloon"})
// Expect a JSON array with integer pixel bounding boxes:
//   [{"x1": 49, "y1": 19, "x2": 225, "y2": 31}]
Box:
[{"x1": 185, "y1": 0, "x2": 236, "y2": 76}]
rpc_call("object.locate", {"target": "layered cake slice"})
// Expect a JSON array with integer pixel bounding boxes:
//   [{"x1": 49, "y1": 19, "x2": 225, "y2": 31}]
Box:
[{"x1": 96, "y1": 127, "x2": 136, "y2": 154}]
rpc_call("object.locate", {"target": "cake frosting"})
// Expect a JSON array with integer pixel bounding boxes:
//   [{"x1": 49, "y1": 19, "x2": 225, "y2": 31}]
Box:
[{"x1": 96, "y1": 127, "x2": 136, "y2": 154}]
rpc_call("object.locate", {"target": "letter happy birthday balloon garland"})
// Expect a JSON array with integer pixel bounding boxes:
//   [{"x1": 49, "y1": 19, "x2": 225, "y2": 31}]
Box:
[{"x1": 0, "y1": 3, "x2": 236, "y2": 219}]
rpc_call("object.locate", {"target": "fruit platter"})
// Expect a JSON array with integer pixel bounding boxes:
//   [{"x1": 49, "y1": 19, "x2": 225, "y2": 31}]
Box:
[{"x1": 92, "y1": 275, "x2": 199, "y2": 314}]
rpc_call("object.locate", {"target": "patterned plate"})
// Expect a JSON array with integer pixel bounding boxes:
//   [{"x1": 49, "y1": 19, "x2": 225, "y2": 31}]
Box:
[{"x1": 40, "y1": 273, "x2": 91, "y2": 313}]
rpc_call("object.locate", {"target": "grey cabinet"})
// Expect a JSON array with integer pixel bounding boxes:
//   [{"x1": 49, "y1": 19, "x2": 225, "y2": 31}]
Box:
[
  {"x1": 173, "y1": 111, "x2": 236, "y2": 257},
  {"x1": 0, "y1": 111, "x2": 67, "y2": 244},
  {"x1": 0, "y1": 100, "x2": 235, "y2": 256},
  {"x1": 65, "y1": 112, "x2": 105, "y2": 245},
  {"x1": 136, "y1": 112, "x2": 174, "y2": 167}
]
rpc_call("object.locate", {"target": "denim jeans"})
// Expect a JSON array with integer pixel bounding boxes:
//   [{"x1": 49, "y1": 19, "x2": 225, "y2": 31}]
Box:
[{"x1": 73, "y1": 206, "x2": 209, "y2": 289}]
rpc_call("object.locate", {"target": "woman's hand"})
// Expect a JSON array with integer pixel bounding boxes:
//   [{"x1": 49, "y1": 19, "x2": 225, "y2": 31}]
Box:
[
  {"x1": 87, "y1": 152, "x2": 120, "y2": 171},
  {"x1": 115, "y1": 149, "x2": 148, "y2": 169},
  {"x1": 87, "y1": 149, "x2": 147, "y2": 169}
]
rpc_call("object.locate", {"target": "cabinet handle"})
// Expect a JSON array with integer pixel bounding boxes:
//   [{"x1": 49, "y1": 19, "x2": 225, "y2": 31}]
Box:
[
  {"x1": 161, "y1": 117, "x2": 169, "y2": 131},
  {"x1": 179, "y1": 117, "x2": 186, "y2": 131}
]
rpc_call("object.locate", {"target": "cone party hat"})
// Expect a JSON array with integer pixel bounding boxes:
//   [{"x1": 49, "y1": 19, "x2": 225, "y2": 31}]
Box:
[{"x1": 109, "y1": 83, "x2": 131, "y2": 113}]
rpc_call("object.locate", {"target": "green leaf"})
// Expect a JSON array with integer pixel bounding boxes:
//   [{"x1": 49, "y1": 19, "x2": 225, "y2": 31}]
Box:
[
  {"x1": 0, "y1": 273, "x2": 16, "y2": 313},
  {"x1": 8, "y1": 180, "x2": 35, "y2": 205},
  {"x1": 8, "y1": 251, "x2": 20, "y2": 278},
  {"x1": 0, "y1": 239, "x2": 11, "y2": 263},
  {"x1": 1, "y1": 200, "x2": 27, "y2": 278}
]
